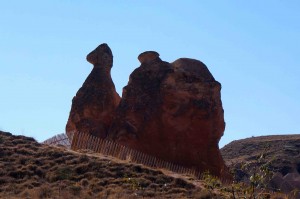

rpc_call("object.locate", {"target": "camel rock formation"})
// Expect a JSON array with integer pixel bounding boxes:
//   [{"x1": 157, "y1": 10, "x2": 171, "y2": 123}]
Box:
[
  {"x1": 66, "y1": 43, "x2": 120, "y2": 138},
  {"x1": 108, "y1": 51, "x2": 228, "y2": 178}
]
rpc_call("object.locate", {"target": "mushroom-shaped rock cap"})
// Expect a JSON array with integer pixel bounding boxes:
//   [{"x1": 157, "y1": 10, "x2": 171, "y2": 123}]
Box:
[
  {"x1": 86, "y1": 43, "x2": 113, "y2": 67},
  {"x1": 138, "y1": 51, "x2": 160, "y2": 64},
  {"x1": 172, "y1": 58, "x2": 215, "y2": 82}
]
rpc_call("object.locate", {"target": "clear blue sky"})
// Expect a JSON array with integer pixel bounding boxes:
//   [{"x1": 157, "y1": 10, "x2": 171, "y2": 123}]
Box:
[{"x1": 1, "y1": 1, "x2": 299, "y2": 147}]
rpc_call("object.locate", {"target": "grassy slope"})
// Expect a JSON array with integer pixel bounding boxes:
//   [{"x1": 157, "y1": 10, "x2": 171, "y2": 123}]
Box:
[
  {"x1": 0, "y1": 131, "x2": 223, "y2": 199},
  {"x1": 221, "y1": 134, "x2": 300, "y2": 179}
]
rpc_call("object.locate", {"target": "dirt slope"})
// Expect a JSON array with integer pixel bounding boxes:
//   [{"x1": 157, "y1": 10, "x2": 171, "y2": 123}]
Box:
[
  {"x1": 0, "y1": 131, "x2": 221, "y2": 199},
  {"x1": 221, "y1": 134, "x2": 300, "y2": 197},
  {"x1": 221, "y1": 134, "x2": 300, "y2": 176}
]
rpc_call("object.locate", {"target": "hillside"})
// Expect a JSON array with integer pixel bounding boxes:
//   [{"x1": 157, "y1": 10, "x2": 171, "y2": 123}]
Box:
[
  {"x1": 0, "y1": 131, "x2": 221, "y2": 199},
  {"x1": 221, "y1": 134, "x2": 300, "y2": 196}
]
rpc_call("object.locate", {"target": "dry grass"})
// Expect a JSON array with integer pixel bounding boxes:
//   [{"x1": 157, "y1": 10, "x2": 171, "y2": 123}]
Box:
[
  {"x1": 0, "y1": 131, "x2": 292, "y2": 198},
  {"x1": 221, "y1": 134, "x2": 300, "y2": 175},
  {"x1": 0, "y1": 131, "x2": 223, "y2": 199},
  {"x1": 221, "y1": 135, "x2": 300, "y2": 198}
]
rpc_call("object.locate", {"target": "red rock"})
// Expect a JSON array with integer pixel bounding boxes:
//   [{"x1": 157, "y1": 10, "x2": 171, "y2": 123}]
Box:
[
  {"x1": 108, "y1": 52, "x2": 229, "y2": 178},
  {"x1": 66, "y1": 44, "x2": 121, "y2": 138}
]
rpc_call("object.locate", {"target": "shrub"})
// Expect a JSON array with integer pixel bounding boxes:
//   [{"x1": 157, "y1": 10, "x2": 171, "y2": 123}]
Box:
[
  {"x1": 174, "y1": 178, "x2": 195, "y2": 189},
  {"x1": 48, "y1": 150, "x2": 63, "y2": 158},
  {"x1": 52, "y1": 167, "x2": 73, "y2": 181},
  {"x1": 34, "y1": 168, "x2": 45, "y2": 177},
  {"x1": 125, "y1": 177, "x2": 142, "y2": 190},
  {"x1": 17, "y1": 148, "x2": 33, "y2": 155},
  {"x1": 19, "y1": 157, "x2": 28, "y2": 164},
  {"x1": 155, "y1": 174, "x2": 173, "y2": 184},
  {"x1": 143, "y1": 190, "x2": 155, "y2": 197},
  {"x1": 75, "y1": 164, "x2": 89, "y2": 175},
  {"x1": 80, "y1": 178, "x2": 89, "y2": 187},
  {"x1": 69, "y1": 183, "x2": 82, "y2": 196},
  {"x1": 167, "y1": 187, "x2": 187, "y2": 194},
  {"x1": 138, "y1": 178, "x2": 151, "y2": 188},
  {"x1": 79, "y1": 155, "x2": 89, "y2": 163},
  {"x1": 227, "y1": 146, "x2": 279, "y2": 199},
  {"x1": 38, "y1": 185, "x2": 53, "y2": 198},
  {"x1": 191, "y1": 189, "x2": 213, "y2": 199},
  {"x1": 201, "y1": 171, "x2": 221, "y2": 191},
  {"x1": 0, "y1": 177, "x2": 9, "y2": 185},
  {"x1": 133, "y1": 165, "x2": 143, "y2": 173},
  {"x1": 9, "y1": 170, "x2": 27, "y2": 179}
]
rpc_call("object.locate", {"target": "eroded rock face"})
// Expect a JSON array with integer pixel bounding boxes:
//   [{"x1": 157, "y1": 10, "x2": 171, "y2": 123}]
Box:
[
  {"x1": 108, "y1": 52, "x2": 228, "y2": 178},
  {"x1": 66, "y1": 43, "x2": 121, "y2": 138}
]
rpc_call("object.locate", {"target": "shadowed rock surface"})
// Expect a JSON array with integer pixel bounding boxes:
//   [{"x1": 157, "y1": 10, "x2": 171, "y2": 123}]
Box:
[
  {"x1": 108, "y1": 52, "x2": 228, "y2": 178},
  {"x1": 66, "y1": 44, "x2": 121, "y2": 138}
]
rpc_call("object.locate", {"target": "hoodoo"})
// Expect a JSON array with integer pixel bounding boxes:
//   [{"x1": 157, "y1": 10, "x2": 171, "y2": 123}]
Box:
[
  {"x1": 66, "y1": 44, "x2": 120, "y2": 138},
  {"x1": 66, "y1": 45, "x2": 229, "y2": 178},
  {"x1": 108, "y1": 51, "x2": 229, "y2": 178}
]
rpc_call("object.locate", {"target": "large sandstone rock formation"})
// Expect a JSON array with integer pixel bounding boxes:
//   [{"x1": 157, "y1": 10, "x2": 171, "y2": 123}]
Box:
[
  {"x1": 66, "y1": 44, "x2": 121, "y2": 138},
  {"x1": 108, "y1": 51, "x2": 228, "y2": 177}
]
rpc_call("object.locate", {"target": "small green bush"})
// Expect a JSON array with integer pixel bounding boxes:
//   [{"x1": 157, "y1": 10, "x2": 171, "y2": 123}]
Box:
[
  {"x1": 55, "y1": 167, "x2": 73, "y2": 181},
  {"x1": 201, "y1": 171, "x2": 221, "y2": 191}
]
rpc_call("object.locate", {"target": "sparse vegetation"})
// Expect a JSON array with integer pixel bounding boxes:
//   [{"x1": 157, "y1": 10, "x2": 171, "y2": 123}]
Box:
[
  {"x1": 228, "y1": 148, "x2": 276, "y2": 199},
  {"x1": 1, "y1": 131, "x2": 294, "y2": 198},
  {"x1": 198, "y1": 147, "x2": 293, "y2": 199},
  {"x1": 0, "y1": 131, "x2": 219, "y2": 198},
  {"x1": 201, "y1": 171, "x2": 222, "y2": 192},
  {"x1": 222, "y1": 135, "x2": 300, "y2": 198}
]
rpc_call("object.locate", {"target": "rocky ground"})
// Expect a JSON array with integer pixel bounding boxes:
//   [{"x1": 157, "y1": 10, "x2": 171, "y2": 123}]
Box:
[
  {"x1": 0, "y1": 131, "x2": 222, "y2": 199},
  {"x1": 221, "y1": 134, "x2": 300, "y2": 197}
]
